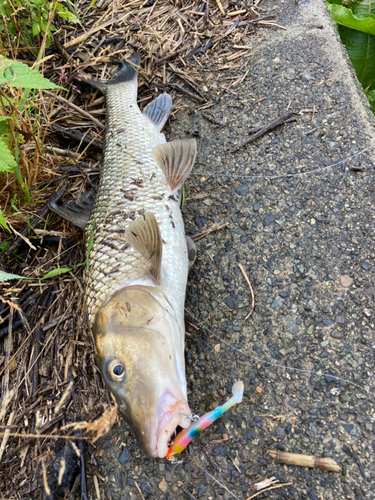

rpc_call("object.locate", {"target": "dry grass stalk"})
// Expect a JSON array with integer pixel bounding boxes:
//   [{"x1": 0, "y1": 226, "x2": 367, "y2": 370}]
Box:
[
  {"x1": 54, "y1": 380, "x2": 73, "y2": 415},
  {"x1": 268, "y1": 449, "x2": 342, "y2": 472},
  {"x1": 0, "y1": 411, "x2": 15, "y2": 462}
]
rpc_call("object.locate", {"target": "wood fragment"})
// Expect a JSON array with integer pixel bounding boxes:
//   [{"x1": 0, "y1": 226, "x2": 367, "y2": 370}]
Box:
[
  {"x1": 268, "y1": 449, "x2": 342, "y2": 472},
  {"x1": 252, "y1": 477, "x2": 279, "y2": 492},
  {"x1": 191, "y1": 223, "x2": 229, "y2": 242}
]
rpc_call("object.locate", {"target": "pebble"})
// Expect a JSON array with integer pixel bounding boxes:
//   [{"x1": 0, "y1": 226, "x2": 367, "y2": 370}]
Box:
[
  {"x1": 236, "y1": 185, "x2": 249, "y2": 196},
  {"x1": 117, "y1": 447, "x2": 130, "y2": 465},
  {"x1": 158, "y1": 478, "x2": 168, "y2": 493},
  {"x1": 271, "y1": 298, "x2": 283, "y2": 309},
  {"x1": 340, "y1": 275, "x2": 353, "y2": 287},
  {"x1": 253, "y1": 203, "x2": 261, "y2": 211},
  {"x1": 331, "y1": 330, "x2": 343, "y2": 339}
]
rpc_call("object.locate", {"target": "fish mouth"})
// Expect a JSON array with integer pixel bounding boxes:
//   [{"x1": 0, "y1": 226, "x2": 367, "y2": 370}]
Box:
[{"x1": 155, "y1": 391, "x2": 191, "y2": 458}]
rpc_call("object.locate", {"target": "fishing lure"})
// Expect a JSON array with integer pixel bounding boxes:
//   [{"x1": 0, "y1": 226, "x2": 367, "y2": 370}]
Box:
[{"x1": 166, "y1": 381, "x2": 244, "y2": 461}]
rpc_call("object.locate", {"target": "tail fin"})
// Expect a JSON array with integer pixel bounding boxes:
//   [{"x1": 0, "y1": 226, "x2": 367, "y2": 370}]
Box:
[
  {"x1": 75, "y1": 53, "x2": 141, "y2": 93},
  {"x1": 108, "y1": 52, "x2": 141, "y2": 85}
]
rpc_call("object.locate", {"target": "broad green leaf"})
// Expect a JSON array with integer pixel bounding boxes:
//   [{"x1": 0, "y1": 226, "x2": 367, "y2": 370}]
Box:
[
  {"x1": 40, "y1": 267, "x2": 73, "y2": 280},
  {"x1": 0, "y1": 56, "x2": 61, "y2": 90},
  {"x1": 367, "y1": 88, "x2": 375, "y2": 110},
  {"x1": 0, "y1": 116, "x2": 11, "y2": 122},
  {"x1": 0, "y1": 270, "x2": 24, "y2": 282},
  {"x1": 339, "y1": 25, "x2": 375, "y2": 88},
  {"x1": 327, "y1": 4, "x2": 375, "y2": 34},
  {"x1": 0, "y1": 205, "x2": 11, "y2": 232},
  {"x1": 0, "y1": 135, "x2": 16, "y2": 172}
]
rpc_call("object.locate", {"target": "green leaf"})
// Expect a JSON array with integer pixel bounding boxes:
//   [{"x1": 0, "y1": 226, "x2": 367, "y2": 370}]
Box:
[
  {"x1": 0, "y1": 116, "x2": 11, "y2": 122},
  {"x1": 0, "y1": 135, "x2": 16, "y2": 172},
  {"x1": 0, "y1": 205, "x2": 11, "y2": 232},
  {"x1": 338, "y1": 25, "x2": 375, "y2": 88},
  {"x1": 327, "y1": 3, "x2": 375, "y2": 35},
  {"x1": 367, "y1": 88, "x2": 375, "y2": 110},
  {"x1": 0, "y1": 270, "x2": 24, "y2": 282},
  {"x1": 0, "y1": 56, "x2": 61, "y2": 90},
  {"x1": 40, "y1": 267, "x2": 73, "y2": 280},
  {"x1": 56, "y1": 3, "x2": 80, "y2": 23},
  {"x1": 0, "y1": 241, "x2": 10, "y2": 252}
]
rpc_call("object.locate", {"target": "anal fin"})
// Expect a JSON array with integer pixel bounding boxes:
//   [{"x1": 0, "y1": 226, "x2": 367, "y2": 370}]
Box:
[
  {"x1": 124, "y1": 213, "x2": 162, "y2": 285},
  {"x1": 152, "y1": 139, "x2": 197, "y2": 191},
  {"x1": 49, "y1": 190, "x2": 96, "y2": 230},
  {"x1": 143, "y1": 94, "x2": 172, "y2": 132}
]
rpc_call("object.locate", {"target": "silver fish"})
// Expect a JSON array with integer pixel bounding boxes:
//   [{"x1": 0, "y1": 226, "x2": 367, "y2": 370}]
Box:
[{"x1": 52, "y1": 53, "x2": 197, "y2": 458}]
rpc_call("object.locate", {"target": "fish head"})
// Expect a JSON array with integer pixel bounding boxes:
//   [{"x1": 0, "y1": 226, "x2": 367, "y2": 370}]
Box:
[{"x1": 93, "y1": 286, "x2": 191, "y2": 458}]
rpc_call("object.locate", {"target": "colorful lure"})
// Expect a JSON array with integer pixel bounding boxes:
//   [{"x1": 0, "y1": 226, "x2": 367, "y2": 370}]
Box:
[{"x1": 166, "y1": 381, "x2": 244, "y2": 461}]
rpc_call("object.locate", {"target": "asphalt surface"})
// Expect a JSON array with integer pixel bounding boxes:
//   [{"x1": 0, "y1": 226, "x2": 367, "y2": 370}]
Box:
[{"x1": 91, "y1": 2, "x2": 375, "y2": 499}]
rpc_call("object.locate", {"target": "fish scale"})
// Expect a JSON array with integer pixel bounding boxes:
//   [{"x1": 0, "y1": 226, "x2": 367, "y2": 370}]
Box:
[{"x1": 85, "y1": 79, "x2": 189, "y2": 326}]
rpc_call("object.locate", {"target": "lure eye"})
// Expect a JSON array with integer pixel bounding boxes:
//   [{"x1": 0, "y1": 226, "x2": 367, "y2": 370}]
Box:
[{"x1": 106, "y1": 359, "x2": 126, "y2": 382}]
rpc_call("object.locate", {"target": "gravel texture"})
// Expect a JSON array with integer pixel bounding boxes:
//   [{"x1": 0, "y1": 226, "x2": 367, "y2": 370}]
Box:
[{"x1": 91, "y1": 2, "x2": 375, "y2": 499}]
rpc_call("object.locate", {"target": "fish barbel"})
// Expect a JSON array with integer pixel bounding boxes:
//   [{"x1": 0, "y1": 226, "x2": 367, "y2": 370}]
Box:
[{"x1": 52, "y1": 53, "x2": 197, "y2": 458}]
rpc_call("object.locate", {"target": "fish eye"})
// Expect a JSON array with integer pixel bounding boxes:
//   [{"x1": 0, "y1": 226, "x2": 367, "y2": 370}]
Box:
[{"x1": 106, "y1": 358, "x2": 126, "y2": 382}]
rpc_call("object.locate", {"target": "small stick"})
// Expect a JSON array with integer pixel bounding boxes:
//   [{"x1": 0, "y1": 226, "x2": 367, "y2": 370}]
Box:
[
  {"x1": 154, "y1": 82, "x2": 205, "y2": 103},
  {"x1": 238, "y1": 263, "x2": 255, "y2": 319},
  {"x1": 134, "y1": 480, "x2": 145, "y2": 500},
  {"x1": 231, "y1": 111, "x2": 297, "y2": 152},
  {"x1": 268, "y1": 450, "x2": 341, "y2": 472},
  {"x1": 191, "y1": 223, "x2": 229, "y2": 242},
  {"x1": 182, "y1": 487, "x2": 197, "y2": 500},
  {"x1": 203, "y1": 113, "x2": 222, "y2": 126},
  {"x1": 246, "y1": 481, "x2": 293, "y2": 500}
]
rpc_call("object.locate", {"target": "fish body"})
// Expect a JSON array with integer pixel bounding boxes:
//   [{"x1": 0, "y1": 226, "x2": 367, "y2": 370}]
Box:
[{"x1": 81, "y1": 54, "x2": 196, "y2": 457}]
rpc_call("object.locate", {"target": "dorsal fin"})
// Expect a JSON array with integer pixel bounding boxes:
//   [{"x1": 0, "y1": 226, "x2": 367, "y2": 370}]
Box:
[
  {"x1": 152, "y1": 139, "x2": 197, "y2": 191},
  {"x1": 143, "y1": 94, "x2": 172, "y2": 131},
  {"x1": 49, "y1": 189, "x2": 96, "y2": 230},
  {"x1": 124, "y1": 213, "x2": 162, "y2": 284}
]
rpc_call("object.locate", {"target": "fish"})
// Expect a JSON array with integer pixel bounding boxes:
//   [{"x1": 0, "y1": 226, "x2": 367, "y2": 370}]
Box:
[{"x1": 51, "y1": 53, "x2": 197, "y2": 458}]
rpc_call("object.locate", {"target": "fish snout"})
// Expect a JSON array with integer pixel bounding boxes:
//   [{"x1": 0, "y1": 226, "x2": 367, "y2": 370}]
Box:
[{"x1": 155, "y1": 392, "x2": 191, "y2": 458}]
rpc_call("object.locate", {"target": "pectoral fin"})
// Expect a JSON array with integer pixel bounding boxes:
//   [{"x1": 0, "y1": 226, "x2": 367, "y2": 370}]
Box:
[
  {"x1": 143, "y1": 94, "x2": 172, "y2": 131},
  {"x1": 124, "y1": 213, "x2": 162, "y2": 284},
  {"x1": 49, "y1": 190, "x2": 96, "y2": 230},
  {"x1": 186, "y1": 235, "x2": 196, "y2": 269},
  {"x1": 152, "y1": 139, "x2": 197, "y2": 191}
]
